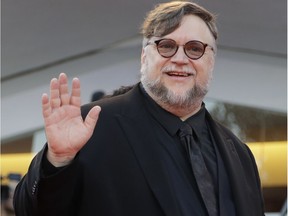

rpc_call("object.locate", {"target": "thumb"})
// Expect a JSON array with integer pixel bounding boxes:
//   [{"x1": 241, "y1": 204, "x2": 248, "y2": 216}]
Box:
[{"x1": 84, "y1": 105, "x2": 101, "y2": 131}]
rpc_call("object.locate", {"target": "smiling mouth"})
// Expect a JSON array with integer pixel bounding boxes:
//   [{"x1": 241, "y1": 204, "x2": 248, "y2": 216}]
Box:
[{"x1": 166, "y1": 72, "x2": 193, "y2": 77}]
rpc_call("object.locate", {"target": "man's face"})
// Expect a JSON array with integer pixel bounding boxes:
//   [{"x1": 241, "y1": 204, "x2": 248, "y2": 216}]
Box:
[{"x1": 140, "y1": 15, "x2": 216, "y2": 108}]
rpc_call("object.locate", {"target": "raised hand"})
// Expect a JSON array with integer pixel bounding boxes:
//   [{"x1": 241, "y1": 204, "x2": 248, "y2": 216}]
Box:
[{"x1": 42, "y1": 73, "x2": 101, "y2": 167}]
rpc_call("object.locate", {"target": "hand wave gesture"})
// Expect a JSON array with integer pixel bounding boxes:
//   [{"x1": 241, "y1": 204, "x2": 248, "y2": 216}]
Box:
[{"x1": 42, "y1": 73, "x2": 101, "y2": 167}]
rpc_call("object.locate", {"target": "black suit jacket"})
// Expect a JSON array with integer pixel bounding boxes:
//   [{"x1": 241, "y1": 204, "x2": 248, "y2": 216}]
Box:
[{"x1": 14, "y1": 84, "x2": 265, "y2": 216}]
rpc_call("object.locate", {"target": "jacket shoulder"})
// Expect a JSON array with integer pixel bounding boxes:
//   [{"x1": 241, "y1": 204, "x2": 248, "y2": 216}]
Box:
[{"x1": 81, "y1": 84, "x2": 141, "y2": 119}]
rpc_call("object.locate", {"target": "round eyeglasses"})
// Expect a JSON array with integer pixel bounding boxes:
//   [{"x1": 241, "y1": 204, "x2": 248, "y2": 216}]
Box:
[{"x1": 146, "y1": 38, "x2": 214, "y2": 60}]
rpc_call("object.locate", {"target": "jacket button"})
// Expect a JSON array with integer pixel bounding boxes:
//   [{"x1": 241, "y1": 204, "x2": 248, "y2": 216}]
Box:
[{"x1": 32, "y1": 180, "x2": 37, "y2": 195}]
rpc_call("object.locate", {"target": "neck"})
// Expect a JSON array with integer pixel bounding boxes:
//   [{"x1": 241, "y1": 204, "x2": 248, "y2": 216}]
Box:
[{"x1": 148, "y1": 92, "x2": 203, "y2": 121}]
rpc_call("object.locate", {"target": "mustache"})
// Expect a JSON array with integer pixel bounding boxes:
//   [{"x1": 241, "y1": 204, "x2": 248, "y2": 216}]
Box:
[{"x1": 161, "y1": 65, "x2": 194, "y2": 74}]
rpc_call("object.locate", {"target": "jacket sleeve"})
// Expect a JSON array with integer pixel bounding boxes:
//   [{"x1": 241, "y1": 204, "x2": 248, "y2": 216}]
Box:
[
  {"x1": 13, "y1": 145, "x2": 81, "y2": 216},
  {"x1": 13, "y1": 148, "x2": 44, "y2": 216}
]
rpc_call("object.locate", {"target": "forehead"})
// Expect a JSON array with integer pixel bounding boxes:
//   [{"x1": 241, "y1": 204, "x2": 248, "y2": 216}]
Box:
[{"x1": 163, "y1": 15, "x2": 215, "y2": 44}]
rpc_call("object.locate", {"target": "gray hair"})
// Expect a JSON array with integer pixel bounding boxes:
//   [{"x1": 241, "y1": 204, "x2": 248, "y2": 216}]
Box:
[{"x1": 141, "y1": 1, "x2": 218, "y2": 42}]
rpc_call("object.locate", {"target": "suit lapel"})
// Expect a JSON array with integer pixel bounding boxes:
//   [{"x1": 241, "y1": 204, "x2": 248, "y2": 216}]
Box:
[
  {"x1": 106, "y1": 86, "x2": 182, "y2": 215},
  {"x1": 206, "y1": 111, "x2": 255, "y2": 215},
  {"x1": 116, "y1": 113, "x2": 183, "y2": 216}
]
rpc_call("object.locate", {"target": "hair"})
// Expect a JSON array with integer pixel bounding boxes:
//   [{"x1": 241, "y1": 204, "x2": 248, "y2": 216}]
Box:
[
  {"x1": 103, "y1": 85, "x2": 135, "y2": 98},
  {"x1": 141, "y1": 1, "x2": 218, "y2": 41}
]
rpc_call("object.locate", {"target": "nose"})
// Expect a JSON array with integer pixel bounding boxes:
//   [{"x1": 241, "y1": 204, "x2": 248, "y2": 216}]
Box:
[{"x1": 170, "y1": 46, "x2": 190, "y2": 64}]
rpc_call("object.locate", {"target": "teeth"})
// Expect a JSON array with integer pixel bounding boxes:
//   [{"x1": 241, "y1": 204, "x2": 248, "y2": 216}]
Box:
[{"x1": 167, "y1": 72, "x2": 189, "y2": 77}]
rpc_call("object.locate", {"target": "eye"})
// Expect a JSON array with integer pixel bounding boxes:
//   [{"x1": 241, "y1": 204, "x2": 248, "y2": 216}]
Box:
[
  {"x1": 186, "y1": 42, "x2": 204, "y2": 54},
  {"x1": 158, "y1": 40, "x2": 176, "y2": 50}
]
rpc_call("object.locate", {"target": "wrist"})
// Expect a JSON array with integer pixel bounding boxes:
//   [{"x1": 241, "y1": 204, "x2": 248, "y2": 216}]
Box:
[{"x1": 46, "y1": 150, "x2": 76, "y2": 167}]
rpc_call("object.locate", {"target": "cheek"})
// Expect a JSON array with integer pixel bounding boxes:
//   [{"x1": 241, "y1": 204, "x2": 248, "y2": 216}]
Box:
[
  {"x1": 142, "y1": 56, "x2": 163, "y2": 76},
  {"x1": 196, "y1": 56, "x2": 214, "y2": 77}
]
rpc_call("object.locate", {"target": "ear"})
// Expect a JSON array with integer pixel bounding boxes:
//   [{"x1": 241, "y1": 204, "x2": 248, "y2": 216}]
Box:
[
  {"x1": 141, "y1": 48, "x2": 146, "y2": 65},
  {"x1": 209, "y1": 55, "x2": 215, "y2": 73}
]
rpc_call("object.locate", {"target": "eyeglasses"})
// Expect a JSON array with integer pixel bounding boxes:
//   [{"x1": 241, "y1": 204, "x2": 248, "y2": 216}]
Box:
[{"x1": 146, "y1": 38, "x2": 214, "y2": 60}]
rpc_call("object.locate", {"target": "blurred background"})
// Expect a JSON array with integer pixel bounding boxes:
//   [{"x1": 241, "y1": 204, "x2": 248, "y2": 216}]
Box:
[{"x1": 1, "y1": 0, "x2": 287, "y2": 215}]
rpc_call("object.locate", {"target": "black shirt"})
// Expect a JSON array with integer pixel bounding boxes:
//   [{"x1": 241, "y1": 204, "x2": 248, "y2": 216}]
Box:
[
  {"x1": 139, "y1": 85, "x2": 219, "y2": 215},
  {"x1": 139, "y1": 84, "x2": 218, "y2": 185}
]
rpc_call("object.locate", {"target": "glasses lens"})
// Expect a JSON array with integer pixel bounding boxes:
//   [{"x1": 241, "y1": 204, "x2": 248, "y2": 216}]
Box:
[
  {"x1": 157, "y1": 40, "x2": 177, "y2": 58},
  {"x1": 185, "y1": 41, "x2": 205, "y2": 59}
]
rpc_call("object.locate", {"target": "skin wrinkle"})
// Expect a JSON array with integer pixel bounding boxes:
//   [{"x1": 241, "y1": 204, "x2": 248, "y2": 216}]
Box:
[{"x1": 140, "y1": 15, "x2": 215, "y2": 119}]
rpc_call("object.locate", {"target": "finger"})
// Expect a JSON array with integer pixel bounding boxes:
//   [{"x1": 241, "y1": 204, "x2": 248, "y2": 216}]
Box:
[
  {"x1": 58, "y1": 73, "x2": 70, "y2": 105},
  {"x1": 42, "y1": 93, "x2": 52, "y2": 118},
  {"x1": 84, "y1": 106, "x2": 101, "y2": 132},
  {"x1": 70, "y1": 77, "x2": 81, "y2": 107},
  {"x1": 50, "y1": 78, "x2": 61, "y2": 109}
]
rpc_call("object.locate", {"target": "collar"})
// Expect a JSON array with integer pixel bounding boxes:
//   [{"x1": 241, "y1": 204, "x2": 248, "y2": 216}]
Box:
[
  {"x1": 139, "y1": 83, "x2": 183, "y2": 136},
  {"x1": 139, "y1": 83, "x2": 206, "y2": 136},
  {"x1": 185, "y1": 104, "x2": 207, "y2": 138}
]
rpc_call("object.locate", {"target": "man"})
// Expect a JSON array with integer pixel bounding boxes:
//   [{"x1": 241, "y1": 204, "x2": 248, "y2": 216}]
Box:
[{"x1": 13, "y1": 1, "x2": 265, "y2": 216}]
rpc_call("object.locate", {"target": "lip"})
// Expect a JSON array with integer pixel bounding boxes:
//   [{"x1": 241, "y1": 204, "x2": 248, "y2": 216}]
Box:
[
  {"x1": 165, "y1": 71, "x2": 193, "y2": 76},
  {"x1": 164, "y1": 71, "x2": 195, "y2": 82}
]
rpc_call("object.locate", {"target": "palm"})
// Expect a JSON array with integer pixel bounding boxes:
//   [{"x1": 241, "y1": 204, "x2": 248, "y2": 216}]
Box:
[
  {"x1": 42, "y1": 73, "x2": 101, "y2": 165},
  {"x1": 45, "y1": 104, "x2": 89, "y2": 154}
]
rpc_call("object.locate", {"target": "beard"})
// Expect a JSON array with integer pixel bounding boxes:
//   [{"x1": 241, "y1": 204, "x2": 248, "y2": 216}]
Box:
[{"x1": 140, "y1": 64, "x2": 211, "y2": 109}]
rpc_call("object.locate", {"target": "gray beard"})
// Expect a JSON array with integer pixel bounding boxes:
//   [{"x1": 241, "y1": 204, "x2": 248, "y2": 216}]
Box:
[{"x1": 141, "y1": 75, "x2": 209, "y2": 109}]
